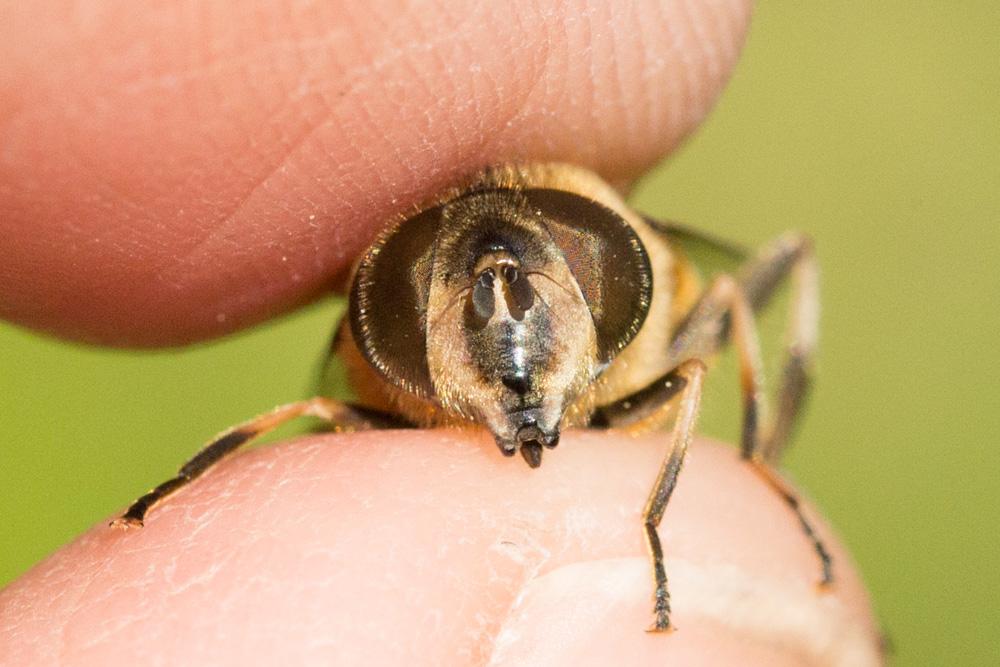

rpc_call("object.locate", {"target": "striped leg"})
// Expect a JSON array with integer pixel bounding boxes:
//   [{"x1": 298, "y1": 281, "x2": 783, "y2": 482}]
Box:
[
  {"x1": 665, "y1": 236, "x2": 832, "y2": 587},
  {"x1": 111, "y1": 398, "x2": 402, "y2": 528},
  {"x1": 591, "y1": 360, "x2": 707, "y2": 631}
]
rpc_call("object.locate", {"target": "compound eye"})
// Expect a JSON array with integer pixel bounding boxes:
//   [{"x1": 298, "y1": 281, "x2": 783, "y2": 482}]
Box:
[
  {"x1": 349, "y1": 205, "x2": 441, "y2": 398},
  {"x1": 523, "y1": 188, "x2": 652, "y2": 363}
]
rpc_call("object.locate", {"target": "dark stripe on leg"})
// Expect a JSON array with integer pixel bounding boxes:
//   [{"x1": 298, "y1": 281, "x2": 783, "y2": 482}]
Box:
[
  {"x1": 641, "y1": 360, "x2": 705, "y2": 632},
  {"x1": 763, "y1": 350, "x2": 811, "y2": 462},
  {"x1": 589, "y1": 369, "x2": 687, "y2": 430},
  {"x1": 179, "y1": 430, "x2": 255, "y2": 478},
  {"x1": 111, "y1": 398, "x2": 398, "y2": 528},
  {"x1": 751, "y1": 461, "x2": 834, "y2": 586},
  {"x1": 117, "y1": 476, "x2": 189, "y2": 526}
]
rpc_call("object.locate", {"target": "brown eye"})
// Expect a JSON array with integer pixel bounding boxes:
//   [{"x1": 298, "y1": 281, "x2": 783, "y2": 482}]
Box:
[
  {"x1": 349, "y1": 204, "x2": 442, "y2": 398},
  {"x1": 523, "y1": 188, "x2": 652, "y2": 362}
]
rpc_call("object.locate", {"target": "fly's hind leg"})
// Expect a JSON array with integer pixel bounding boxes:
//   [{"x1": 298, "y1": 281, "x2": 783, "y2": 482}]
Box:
[
  {"x1": 738, "y1": 234, "x2": 832, "y2": 585},
  {"x1": 666, "y1": 233, "x2": 832, "y2": 586},
  {"x1": 591, "y1": 359, "x2": 707, "y2": 632},
  {"x1": 739, "y1": 233, "x2": 819, "y2": 462},
  {"x1": 585, "y1": 232, "x2": 827, "y2": 629},
  {"x1": 111, "y1": 398, "x2": 406, "y2": 528}
]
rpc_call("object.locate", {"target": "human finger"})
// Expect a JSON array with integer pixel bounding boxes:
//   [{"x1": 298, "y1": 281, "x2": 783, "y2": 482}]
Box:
[
  {"x1": 0, "y1": 431, "x2": 881, "y2": 665},
  {"x1": 0, "y1": 0, "x2": 752, "y2": 346}
]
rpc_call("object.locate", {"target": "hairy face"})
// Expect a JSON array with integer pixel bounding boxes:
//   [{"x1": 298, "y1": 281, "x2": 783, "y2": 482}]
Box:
[
  {"x1": 425, "y1": 191, "x2": 599, "y2": 467},
  {"x1": 349, "y1": 177, "x2": 651, "y2": 468}
]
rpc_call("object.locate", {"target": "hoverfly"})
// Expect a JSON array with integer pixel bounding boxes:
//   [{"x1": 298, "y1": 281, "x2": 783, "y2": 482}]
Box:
[{"x1": 112, "y1": 163, "x2": 830, "y2": 632}]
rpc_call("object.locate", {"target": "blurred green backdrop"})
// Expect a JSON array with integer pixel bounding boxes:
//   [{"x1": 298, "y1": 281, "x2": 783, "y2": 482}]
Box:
[{"x1": 2, "y1": 2, "x2": 997, "y2": 665}]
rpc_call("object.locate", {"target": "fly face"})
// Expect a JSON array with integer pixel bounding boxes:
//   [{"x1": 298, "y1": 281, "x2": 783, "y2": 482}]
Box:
[
  {"x1": 425, "y1": 191, "x2": 598, "y2": 466},
  {"x1": 349, "y1": 182, "x2": 653, "y2": 468}
]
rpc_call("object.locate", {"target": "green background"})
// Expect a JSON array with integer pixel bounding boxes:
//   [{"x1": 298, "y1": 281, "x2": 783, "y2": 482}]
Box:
[{"x1": 2, "y1": 3, "x2": 997, "y2": 664}]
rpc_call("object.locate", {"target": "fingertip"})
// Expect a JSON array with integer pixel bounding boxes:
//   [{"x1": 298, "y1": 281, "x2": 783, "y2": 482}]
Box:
[
  {"x1": 488, "y1": 558, "x2": 881, "y2": 667},
  {"x1": 0, "y1": 430, "x2": 881, "y2": 665},
  {"x1": 0, "y1": 0, "x2": 752, "y2": 346}
]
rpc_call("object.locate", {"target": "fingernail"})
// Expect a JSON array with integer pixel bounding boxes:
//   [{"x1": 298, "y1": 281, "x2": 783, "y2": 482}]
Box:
[{"x1": 486, "y1": 557, "x2": 881, "y2": 667}]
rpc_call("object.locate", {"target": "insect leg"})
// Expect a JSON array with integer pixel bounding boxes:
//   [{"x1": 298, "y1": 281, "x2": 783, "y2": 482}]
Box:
[
  {"x1": 637, "y1": 359, "x2": 706, "y2": 632},
  {"x1": 738, "y1": 233, "x2": 819, "y2": 462},
  {"x1": 110, "y1": 398, "x2": 404, "y2": 528},
  {"x1": 736, "y1": 235, "x2": 831, "y2": 584},
  {"x1": 591, "y1": 360, "x2": 707, "y2": 631},
  {"x1": 668, "y1": 273, "x2": 768, "y2": 458},
  {"x1": 749, "y1": 460, "x2": 833, "y2": 587},
  {"x1": 588, "y1": 367, "x2": 690, "y2": 432},
  {"x1": 669, "y1": 262, "x2": 832, "y2": 587}
]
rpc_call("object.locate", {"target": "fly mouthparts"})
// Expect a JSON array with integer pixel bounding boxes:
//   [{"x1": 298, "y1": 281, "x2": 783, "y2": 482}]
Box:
[
  {"x1": 514, "y1": 423, "x2": 560, "y2": 468},
  {"x1": 520, "y1": 441, "x2": 543, "y2": 468}
]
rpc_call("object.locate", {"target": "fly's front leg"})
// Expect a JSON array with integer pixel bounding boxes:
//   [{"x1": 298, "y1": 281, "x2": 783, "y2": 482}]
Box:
[
  {"x1": 640, "y1": 360, "x2": 706, "y2": 632},
  {"x1": 591, "y1": 359, "x2": 707, "y2": 632},
  {"x1": 667, "y1": 243, "x2": 832, "y2": 587},
  {"x1": 111, "y1": 398, "x2": 404, "y2": 528}
]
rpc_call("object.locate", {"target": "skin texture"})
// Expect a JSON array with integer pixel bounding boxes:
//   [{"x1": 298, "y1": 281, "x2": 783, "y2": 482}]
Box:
[
  {"x1": 0, "y1": 433, "x2": 881, "y2": 665},
  {"x1": 0, "y1": 1, "x2": 883, "y2": 664},
  {"x1": 1, "y1": 0, "x2": 752, "y2": 347}
]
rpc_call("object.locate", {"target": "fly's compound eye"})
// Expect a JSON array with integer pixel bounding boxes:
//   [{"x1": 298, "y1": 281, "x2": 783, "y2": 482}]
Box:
[
  {"x1": 349, "y1": 205, "x2": 442, "y2": 398},
  {"x1": 522, "y1": 188, "x2": 653, "y2": 362}
]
